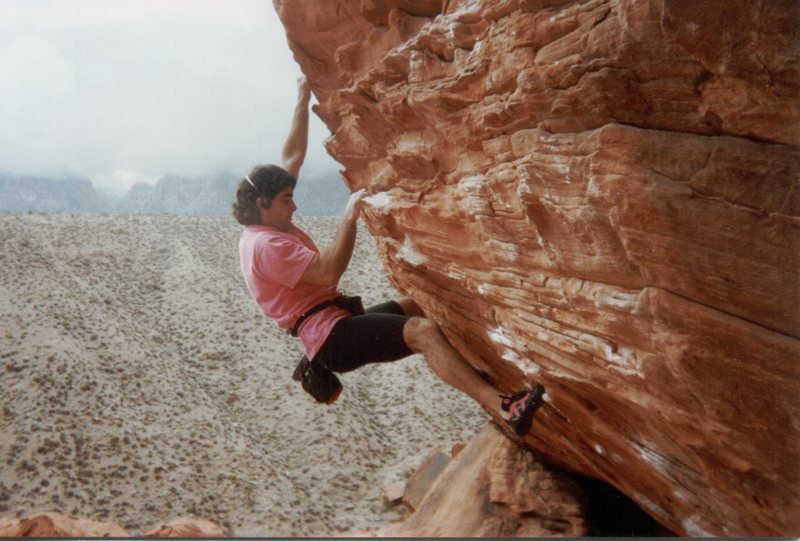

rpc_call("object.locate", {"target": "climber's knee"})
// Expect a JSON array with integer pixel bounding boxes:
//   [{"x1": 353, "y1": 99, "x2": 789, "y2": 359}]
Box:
[
  {"x1": 396, "y1": 296, "x2": 424, "y2": 317},
  {"x1": 403, "y1": 317, "x2": 442, "y2": 354}
]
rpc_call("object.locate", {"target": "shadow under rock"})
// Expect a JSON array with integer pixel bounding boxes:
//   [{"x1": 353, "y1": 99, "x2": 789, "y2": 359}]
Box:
[{"x1": 575, "y1": 475, "x2": 677, "y2": 537}]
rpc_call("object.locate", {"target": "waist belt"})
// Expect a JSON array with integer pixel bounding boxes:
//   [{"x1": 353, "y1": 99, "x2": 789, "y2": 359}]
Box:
[{"x1": 288, "y1": 295, "x2": 364, "y2": 337}]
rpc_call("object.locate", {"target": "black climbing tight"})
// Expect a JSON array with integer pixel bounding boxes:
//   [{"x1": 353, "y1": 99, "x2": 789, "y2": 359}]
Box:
[{"x1": 313, "y1": 300, "x2": 413, "y2": 373}]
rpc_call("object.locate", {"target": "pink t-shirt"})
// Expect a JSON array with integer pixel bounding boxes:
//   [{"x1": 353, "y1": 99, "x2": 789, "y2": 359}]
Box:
[{"x1": 239, "y1": 224, "x2": 349, "y2": 359}]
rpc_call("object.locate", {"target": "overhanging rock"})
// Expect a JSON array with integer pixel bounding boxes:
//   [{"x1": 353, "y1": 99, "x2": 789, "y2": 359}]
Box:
[{"x1": 274, "y1": 0, "x2": 800, "y2": 536}]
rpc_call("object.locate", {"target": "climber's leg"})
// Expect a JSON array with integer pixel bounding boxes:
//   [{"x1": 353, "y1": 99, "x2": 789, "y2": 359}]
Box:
[
  {"x1": 362, "y1": 296, "x2": 423, "y2": 317},
  {"x1": 403, "y1": 317, "x2": 504, "y2": 417},
  {"x1": 317, "y1": 312, "x2": 412, "y2": 373},
  {"x1": 395, "y1": 296, "x2": 425, "y2": 317}
]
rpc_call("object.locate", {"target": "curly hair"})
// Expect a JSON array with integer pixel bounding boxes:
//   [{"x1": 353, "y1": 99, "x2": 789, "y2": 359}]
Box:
[{"x1": 231, "y1": 165, "x2": 297, "y2": 225}]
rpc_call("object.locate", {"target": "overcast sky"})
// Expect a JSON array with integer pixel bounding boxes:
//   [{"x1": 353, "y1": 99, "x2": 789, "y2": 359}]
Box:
[{"x1": 0, "y1": 0, "x2": 338, "y2": 194}]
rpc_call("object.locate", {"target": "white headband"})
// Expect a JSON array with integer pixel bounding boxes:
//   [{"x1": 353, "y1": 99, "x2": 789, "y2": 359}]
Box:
[{"x1": 245, "y1": 174, "x2": 255, "y2": 188}]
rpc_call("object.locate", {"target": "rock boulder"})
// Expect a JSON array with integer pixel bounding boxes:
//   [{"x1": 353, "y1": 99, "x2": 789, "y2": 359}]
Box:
[
  {"x1": 385, "y1": 424, "x2": 588, "y2": 537},
  {"x1": 0, "y1": 513, "x2": 225, "y2": 538},
  {"x1": 0, "y1": 512, "x2": 128, "y2": 537},
  {"x1": 275, "y1": 0, "x2": 800, "y2": 536}
]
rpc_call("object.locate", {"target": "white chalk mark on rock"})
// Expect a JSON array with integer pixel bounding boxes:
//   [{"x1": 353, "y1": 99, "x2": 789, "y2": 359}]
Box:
[
  {"x1": 502, "y1": 349, "x2": 541, "y2": 376},
  {"x1": 594, "y1": 289, "x2": 640, "y2": 311},
  {"x1": 488, "y1": 326, "x2": 515, "y2": 347},
  {"x1": 632, "y1": 440, "x2": 671, "y2": 475},
  {"x1": 363, "y1": 191, "x2": 393, "y2": 211},
  {"x1": 594, "y1": 444, "x2": 606, "y2": 456},
  {"x1": 600, "y1": 342, "x2": 643, "y2": 378},
  {"x1": 636, "y1": 494, "x2": 669, "y2": 520},
  {"x1": 683, "y1": 516, "x2": 714, "y2": 537},
  {"x1": 396, "y1": 237, "x2": 428, "y2": 267},
  {"x1": 487, "y1": 239, "x2": 518, "y2": 262}
]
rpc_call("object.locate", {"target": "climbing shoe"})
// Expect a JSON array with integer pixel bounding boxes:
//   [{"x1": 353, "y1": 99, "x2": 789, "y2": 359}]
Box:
[
  {"x1": 500, "y1": 390, "x2": 528, "y2": 413},
  {"x1": 292, "y1": 355, "x2": 342, "y2": 405},
  {"x1": 501, "y1": 384, "x2": 545, "y2": 436}
]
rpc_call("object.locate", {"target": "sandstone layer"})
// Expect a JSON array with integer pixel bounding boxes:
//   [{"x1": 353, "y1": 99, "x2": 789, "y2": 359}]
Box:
[
  {"x1": 275, "y1": 0, "x2": 800, "y2": 536},
  {"x1": 385, "y1": 423, "x2": 588, "y2": 537},
  {"x1": 0, "y1": 512, "x2": 222, "y2": 537}
]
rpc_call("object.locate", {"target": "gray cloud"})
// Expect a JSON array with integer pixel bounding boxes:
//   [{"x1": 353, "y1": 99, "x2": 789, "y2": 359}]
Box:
[{"x1": 0, "y1": 0, "x2": 338, "y2": 195}]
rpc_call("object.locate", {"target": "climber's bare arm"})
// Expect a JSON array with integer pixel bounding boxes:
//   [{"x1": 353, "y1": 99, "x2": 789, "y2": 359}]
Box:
[
  {"x1": 281, "y1": 77, "x2": 311, "y2": 180},
  {"x1": 300, "y1": 190, "x2": 365, "y2": 286}
]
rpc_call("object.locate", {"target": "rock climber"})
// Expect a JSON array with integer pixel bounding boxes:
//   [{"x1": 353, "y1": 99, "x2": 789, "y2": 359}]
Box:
[{"x1": 231, "y1": 77, "x2": 544, "y2": 436}]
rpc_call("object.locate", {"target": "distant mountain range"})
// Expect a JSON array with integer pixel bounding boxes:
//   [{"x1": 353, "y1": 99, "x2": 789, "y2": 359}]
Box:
[
  {"x1": 0, "y1": 170, "x2": 350, "y2": 216},
  {"x1": 0, "y1": 176, "x2": 115, "y2": 214}
]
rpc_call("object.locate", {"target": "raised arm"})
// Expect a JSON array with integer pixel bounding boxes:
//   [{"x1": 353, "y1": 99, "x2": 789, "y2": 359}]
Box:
[{"x1": 281, "y1": 77, "x2": 311, "y2": 180}]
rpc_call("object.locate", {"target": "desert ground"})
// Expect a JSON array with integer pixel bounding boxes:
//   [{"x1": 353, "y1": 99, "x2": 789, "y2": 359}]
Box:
[{"x1": 0, "y1": 213, "x2": 487, "y2": 536}]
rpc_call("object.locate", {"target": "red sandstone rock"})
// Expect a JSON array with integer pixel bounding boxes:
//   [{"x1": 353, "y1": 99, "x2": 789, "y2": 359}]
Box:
[
  {"x1": 401, "y1": 448, "x2": 451, "y2": 511},
  {"x1": 144, "y1": 516, "x2": 225, "y2": 537},
  {"x1": 385, "y1": 423, "x2": 588, "y2": 537},
  {"x1": 0, "y1": 512, "x2": 129, "y2": 537},
  {"x1": 382, "y1": 482, "x2": 405, "y2": 505},
  {"x1": 0, "y1": 513, "x2": 225, "y2": 538},
  {"x1": 275, "y1": 0, "x2": 800, "y2": 536}
]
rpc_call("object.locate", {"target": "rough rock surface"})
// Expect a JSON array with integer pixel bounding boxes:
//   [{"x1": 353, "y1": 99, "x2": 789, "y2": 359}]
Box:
[
  {"x1": 0, "y1": 512, "x2": 128, "y2": 537},
  {"x1": 144, "y1": 516, "x2": 226, "y2": 537},
  {"x1": 275, "y1": 0, "x2": 800, "y2": 536},
  {"x1": 385, "y1": 423, "x2": 588, "y2": 537},
  {"x1": 400, "y1": 448, "x2": 451, "y2": 511},
  {"x1": 0, "y1": 512, "x2": 222, "y2": 537}
]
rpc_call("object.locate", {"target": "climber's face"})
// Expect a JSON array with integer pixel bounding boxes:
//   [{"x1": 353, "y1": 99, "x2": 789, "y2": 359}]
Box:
[{"x1": 259, "y1": 186, "x2": 297, "y2": 231}]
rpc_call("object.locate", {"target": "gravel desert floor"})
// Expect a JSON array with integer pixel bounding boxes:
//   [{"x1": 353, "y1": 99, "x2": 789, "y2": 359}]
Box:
[{"x1": 0, "y1": 213, "x2": 486, "y2": 536}]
